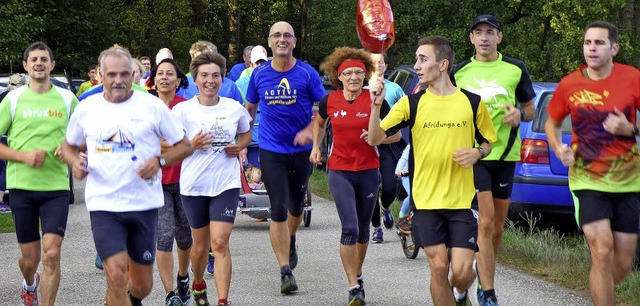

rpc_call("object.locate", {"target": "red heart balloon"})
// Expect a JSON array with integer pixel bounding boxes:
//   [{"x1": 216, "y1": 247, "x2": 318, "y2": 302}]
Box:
[{"x1": 356, "y1": 0, "x2": 395, "y2": 53}]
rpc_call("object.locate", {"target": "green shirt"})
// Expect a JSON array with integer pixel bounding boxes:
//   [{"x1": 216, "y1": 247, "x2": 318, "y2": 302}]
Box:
[
  {"x1": 0, "y1": 84, "x2": 78, "y2": 191},
  {"x1": 452, "y1": 53, "x2": 536, "y2": 161}
]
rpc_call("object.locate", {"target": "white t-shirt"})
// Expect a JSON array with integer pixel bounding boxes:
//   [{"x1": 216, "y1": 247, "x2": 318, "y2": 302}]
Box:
[
  {"x1": 172, "y1": 96, "x2": 251, "y2": 196},
  {"x1": 66, "y1": 90, "x2": 185, "y2": 212}
]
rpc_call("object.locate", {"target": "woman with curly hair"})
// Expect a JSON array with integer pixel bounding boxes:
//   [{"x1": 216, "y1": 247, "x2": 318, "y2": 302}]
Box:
[{"x1": 310, "y1": 47, "x2": 400, "y2": 306}]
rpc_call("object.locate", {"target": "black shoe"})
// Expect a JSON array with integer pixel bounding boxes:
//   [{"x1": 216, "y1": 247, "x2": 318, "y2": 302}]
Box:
[
  {"x1": 280, "y1": 271, "x2": 298, "y2": 294},
  {"x1": 357, "y1": 277, "x2": 365, "y2": 299},
  {"x1": 348, "y1": 286, "x2": 366, "y2": 306},
  {"x1": 289, "y1": 244, "x2": 298, "y2": 270},
  {"x1": 176, "y1": 274, "x2": 191, "y2": 305},
  {"x1": 165, "y1": 291, "x2": 182, "y2": 306}
]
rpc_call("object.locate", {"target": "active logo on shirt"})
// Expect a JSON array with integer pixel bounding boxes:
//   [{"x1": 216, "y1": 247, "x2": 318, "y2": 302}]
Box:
[
  {"x1": 263, "y1": 78, "x2": 298, "y2": 105},
  {"x1": 333, "y1": 110, "x2": 347, "y2": 118}
]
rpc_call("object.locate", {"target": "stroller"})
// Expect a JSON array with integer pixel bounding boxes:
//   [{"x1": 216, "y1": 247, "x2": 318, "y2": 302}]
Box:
[{"x1": 238, "y1": 140, "x2": 313, "y2": 227}]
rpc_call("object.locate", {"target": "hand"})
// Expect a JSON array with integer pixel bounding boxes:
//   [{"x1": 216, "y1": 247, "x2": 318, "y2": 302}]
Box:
[
  {"x1": 238, "y1": 148, "x2": 248, "y2": 163},
  {"x1": 293, "y1": 129, "x2": 313, "y2": 146},
  {"x1": 225, "y1": 143, "x2": 242, "y2": 157},
  {"x1": 71, "y1": 152, "x2": 89, "y2": 179},
  {"x1": 502, "y1": 104, "x2": 521, "y2": 128},
  {"x1": 54, "y1": 145, "x2": 63, "y2": 159},
  {"x1": 452, "y1": 147, "x2": 481, "y2": 168},
  {"x1": 136, "y1": 157, "x2": 160, "y2": 180},
  {"x1": 191, "y1": 131, "x2": 214, "y2": 150},
  {"x1": 556, "y1": 144, "x2": 575, "y2": 167},
  {"x1": 309, "y1": 147, "x2": 323, "y2": 165},
  {"x1": 368, "y1": 75, "x2": 386, "y2": 106},
  {"x1": 23, "y1": 149, "x2": 46, "y2": 168},
  {"x1": 396, "y1": 170, "x2": 408, "y2": 178},
  {"x1": 603, "y1": 107, "x2": 634, "y2": 136},
  {"x1": 359, "y1": 129, "x2": 369, "y2": 142}
]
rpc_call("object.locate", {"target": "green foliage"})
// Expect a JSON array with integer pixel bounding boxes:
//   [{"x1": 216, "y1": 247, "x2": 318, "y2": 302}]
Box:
[
  {"x1": 0, "y1": 213, "x2": 14, "y2": 233},
  {"x1": 1, "y1": 0, "x2": 639, "y2": 81}
]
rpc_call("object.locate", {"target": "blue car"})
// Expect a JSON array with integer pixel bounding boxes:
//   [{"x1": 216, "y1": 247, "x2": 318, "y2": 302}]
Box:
[{"x1": 509, "y1": 82, "x2": 576, "y2": 216}]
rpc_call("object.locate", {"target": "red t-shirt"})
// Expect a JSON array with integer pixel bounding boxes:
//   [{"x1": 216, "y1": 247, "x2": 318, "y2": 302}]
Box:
[
  {"x1": 319, "y1": 89, "x2": 385, "y2": 171},
  {"x1": 161, "y1": 94, "x2": 187, "y2": 185},
  {"x1": 547, "y1": 63, "x2": 640, "y2": 191}
]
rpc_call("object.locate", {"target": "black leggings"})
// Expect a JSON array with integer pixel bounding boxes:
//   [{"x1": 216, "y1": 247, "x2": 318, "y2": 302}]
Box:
[
  {"x1": 328, "y1": 169, "x2": 380, "y2": 245},
  {"x1": 371, "y1": 140, "x2": 406, "y2": 227}
]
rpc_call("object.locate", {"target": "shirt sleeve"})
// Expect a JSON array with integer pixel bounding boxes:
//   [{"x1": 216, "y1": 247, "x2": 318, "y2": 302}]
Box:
[
  {"x1": 380, "y1": 96, "x2": 410, "y2": 136},
  {"x1": 475, "y1": 99, "x2": 497, "y2": 144},
  {"x1": 158, "y1": 104, "x2": 185, "y2": 145},
  {"x1": 515, "y1": 62, "x2": 536, "y2": 103},
  {"x1": 66, "y1": 106, "x2": 86, "y2": 147},
  {"x1": 246, "y1": 70, "x2": 259, "y2": 105},
  {"x1": 237, "y1": 104, "x2": 253, "y2": 134},
  {"x1": 546, "y1": 79, "x2": 570, "y2": 122},
  {"x1": 318, "y1": 95, "x2": 329, "y2": 119}
]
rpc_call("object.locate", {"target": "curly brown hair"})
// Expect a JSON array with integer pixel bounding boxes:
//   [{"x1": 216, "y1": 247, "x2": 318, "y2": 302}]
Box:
[{"x1": 319, "y1": 47, "x2": 374, "y2": 89}]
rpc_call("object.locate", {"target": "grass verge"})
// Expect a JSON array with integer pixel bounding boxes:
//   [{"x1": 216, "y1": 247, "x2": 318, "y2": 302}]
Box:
[
  {"x1": 0, "y1": 213, "x2": 14, "y2": 233},
  {"x1": 309, "y1": 168, "x2": 640, "y2": 305}
]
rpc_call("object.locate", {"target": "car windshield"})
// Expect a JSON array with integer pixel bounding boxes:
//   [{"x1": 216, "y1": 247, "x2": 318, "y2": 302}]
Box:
[{"x1": 533, "y1": 92, "x2": 572, "y2": 134}]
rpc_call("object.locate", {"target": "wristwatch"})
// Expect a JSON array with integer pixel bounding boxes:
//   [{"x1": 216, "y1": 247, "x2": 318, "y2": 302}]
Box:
[
  {"x1": 476, "y1": 147, "x2": 486, "y2": 159},
  {"x1": 156, "y1": 156, "x2": 167, "y2": 167}
]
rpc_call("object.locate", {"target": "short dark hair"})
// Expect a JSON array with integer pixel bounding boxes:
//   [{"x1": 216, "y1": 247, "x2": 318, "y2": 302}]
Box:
[
  {"x1": 584, "y1": 21, "x2": 619, "y2": 45},
  {"x1": 86, "y1": 64, "x2": 97, "y2": 73},
  {"x1": 190, "y1": 52, "x2": 227, "y2": 82},
  {"x1": 23, "y1": 41, "x2": 54, "y2": 62},
  {"x1": 417, "y1": 36, "x2": 455, "y2": 74},
  {"x1": 139, "y1": 56, "x2": 151, "y2": 62},
  {"x1": 148, "y1": 58, "x2": 189, "y2": 93}
]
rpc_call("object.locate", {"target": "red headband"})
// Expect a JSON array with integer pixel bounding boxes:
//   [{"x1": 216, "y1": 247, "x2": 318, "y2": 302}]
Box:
[{"x1": 338, "y1": 59, "x2": 366, "y2": 76}]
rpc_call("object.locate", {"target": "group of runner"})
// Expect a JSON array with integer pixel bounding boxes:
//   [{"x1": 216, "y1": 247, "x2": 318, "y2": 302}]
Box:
[{"x1": 1, "y1": 15, "x2": 639, "y2": 306}]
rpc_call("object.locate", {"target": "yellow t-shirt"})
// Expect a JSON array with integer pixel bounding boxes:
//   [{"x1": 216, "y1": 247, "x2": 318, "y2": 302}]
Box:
[{"x1": 380, "y1": 88, "x2": 496, "y2": 210}]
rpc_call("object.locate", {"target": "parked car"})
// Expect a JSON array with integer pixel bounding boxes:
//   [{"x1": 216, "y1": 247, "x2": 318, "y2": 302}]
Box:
[
  {"x1": 509, "y1": 83, "x2": 574, "y2": 216},
  {"x1": 387, "y1": 65, "x2": 420, "y2": 95}
]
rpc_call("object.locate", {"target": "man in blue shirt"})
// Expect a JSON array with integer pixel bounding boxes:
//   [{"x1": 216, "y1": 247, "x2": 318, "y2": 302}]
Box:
[
  {"x1": 245, "y1": 21, "x2": 325, "y2": 295},
  {"x1": 227, "y1": 45, "x2": 253, "y2": 81}
]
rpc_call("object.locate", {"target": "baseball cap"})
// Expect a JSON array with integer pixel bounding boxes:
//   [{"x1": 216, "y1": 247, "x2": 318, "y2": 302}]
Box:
[
  {"x1": 471, "y1": 14, "x2": 502, "y2": 32},
  {"x1": 250, "y1": 45, "x2": 268, "y2": 64}
]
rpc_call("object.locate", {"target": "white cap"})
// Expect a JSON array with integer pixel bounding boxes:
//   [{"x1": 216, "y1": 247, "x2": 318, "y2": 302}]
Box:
[
  {"x1": 250, "y1": 45, "x2": 268, "y2": 64},
  {"x1": 155, "y1": 48, "x2": 173, "y2": 65}
]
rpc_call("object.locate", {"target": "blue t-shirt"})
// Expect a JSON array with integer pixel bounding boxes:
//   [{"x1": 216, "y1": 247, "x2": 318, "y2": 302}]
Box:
[
  {"x1": 227, "y1": 63, "x2": 247, "y2": 81},
  {"x1": 177, "y1": 74, "x2": 244, "y2": 103},
  {"x1": 246, "y1": 59, "x2": 326, "y2": 153}
]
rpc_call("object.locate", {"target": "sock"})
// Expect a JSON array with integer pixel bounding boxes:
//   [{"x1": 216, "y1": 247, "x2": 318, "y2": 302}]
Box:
[
  {"x1": 453, "y1": 287, "x2": 467, "y2": 300},
  {"x1": 399, "y1": 212, "x2": 408, "y2": 218},
  {"x1": 483, "y1": 289, "x2": 496, "y2": 298},
  {"x1": 280, "y1": 265, "x2": 292, "y2": 275},
  {"x1": 348, "y1": 284, "x2": 360, "y2": 291},
  {"x1": 177, "y1": 273, "x2": 189, "y2": 282},
  {"x1": 128, "y1": 291, "x2": 143, "y2": 306},
  {"x1": 193, "y1": 280, "x2": 206, "y2": 291},
  {"x1": 218, "y1": 298, "x2": 228, "y2": 305},
  {"x1": 23, "y1": 278, "x2": 37, "y2": 292},
  {"x1": 290, "y1": 235, "x2": 296, "y2": 248}
]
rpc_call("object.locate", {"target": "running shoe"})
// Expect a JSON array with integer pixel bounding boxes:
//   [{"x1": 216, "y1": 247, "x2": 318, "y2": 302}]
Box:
[
  {"x1": 176, "y1": 274, "x2": 191, "y2": 305},
  {"x1": 396, "y1": 216, "x2": 412, "y2": 234},
  {"x1": 192, "y1": 282, "x2": 210, "y2": 306},
  {"x1": 289, "y1": 242, "x2": 298, "y2": 270},
  {"x1": 371, "y1": 228, "x2": 383, "y2": 243},
  {"x1": 165, "y1": 291, "x2": 182, "y2": 306},
  {"x1": 280, "y1": 271, "x2": 298, "y2": 294},
  {"x1": 454, "y1": 289, "x2": 471, "y2": 306},
  {"x1": 348, "y1": 286, "x2": 366, "y2": 306},
  {"x1": 382, "y1": 208, "x2": 394, "y2": 229},
  {"x1": 95, "y1": 254, "x2": 103, "y2": 270},
  {"x1": 357, "y1": 276, "x2": 365, "y2": 299},
  {"x1": 205, "y1": 252, "x2": 214, "y2": 276},
  {"x1": 20, "y1": 272, "x2": 39, "y2": 306},
  {"x1": 481, "y1": 295, "x2": 499, "y2": 306},
  {"x1": 0, "y1": 201, "x2": 10, "y2": 213}
]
